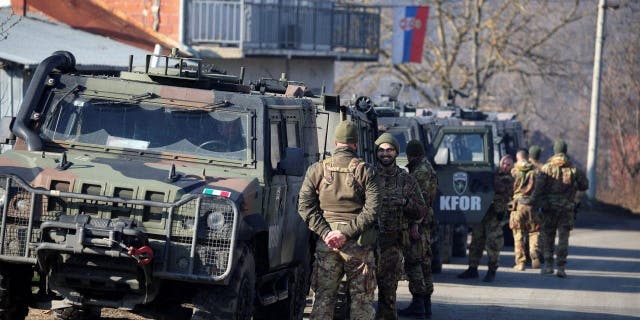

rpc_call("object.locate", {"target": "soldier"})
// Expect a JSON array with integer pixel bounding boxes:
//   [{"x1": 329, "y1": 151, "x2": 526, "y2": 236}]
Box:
[
  {"x1": 398, "y1": 140, "x2": 437, "y2": 319},
  {"x1": 529, "y1": 145, "x2": 544, "y2": 170},
  {"x1": 528, "y1": 144, "x2": 545, "y2": 264},
  {"x1": 509, "y1": 149, "x2": 541, "y2": 271},
  {"x1": 458, "y1": 155, "x2": 514, "y2": 282},
  {"x1": 373, "y1": 134, "x2": 425, "y2": 320},
  {"x1": 532, "y1": 140, "x2": 588, "y2": 278},
  {"x1": 298, "y1": 120, "x2": 380, "y2": 319}
]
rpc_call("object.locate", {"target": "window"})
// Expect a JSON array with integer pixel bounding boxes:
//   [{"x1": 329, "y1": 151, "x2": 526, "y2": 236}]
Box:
[
  {"x1": 436, "y1": 133, "x2": 486, "y2": 163},
  {"x1": 286, "y1": 121, "x2": 299, "y2": 147},
  {"x1": 270, "y1": 122, "x2": 282, "y2": 170},
  {"x1": 39, "y1": 94, "x2": 250, "y2": 161}
]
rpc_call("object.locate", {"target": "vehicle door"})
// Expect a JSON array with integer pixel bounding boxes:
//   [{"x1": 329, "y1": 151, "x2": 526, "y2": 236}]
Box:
[
  {"x1": 429, "y1": 126, "x2": 495, "y2": 225},
  {"x1": 266, "y1": 107, "x2": 310, "y2": 267}
]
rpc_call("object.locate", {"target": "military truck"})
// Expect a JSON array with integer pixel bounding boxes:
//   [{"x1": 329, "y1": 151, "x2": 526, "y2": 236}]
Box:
[
  {"x1": 0, "y1": 50, "x2": 347, "y2": 319},
  {"x1": 377, "y1": 94, "x2": 525, "y2": 270}
]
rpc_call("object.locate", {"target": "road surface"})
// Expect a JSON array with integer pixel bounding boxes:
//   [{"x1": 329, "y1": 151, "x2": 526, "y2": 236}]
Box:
[{"x1": 27, "y1": 206, "x2": 640, "y2": 319}]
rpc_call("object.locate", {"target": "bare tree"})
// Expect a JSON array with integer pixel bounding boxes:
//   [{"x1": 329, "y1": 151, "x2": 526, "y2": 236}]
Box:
[
  {"x1": 336, "y1": 0, "x2": 585, "y2": 110},
  {"x1": 598, "y1": 1, "x2": 640, "y2": 212}
]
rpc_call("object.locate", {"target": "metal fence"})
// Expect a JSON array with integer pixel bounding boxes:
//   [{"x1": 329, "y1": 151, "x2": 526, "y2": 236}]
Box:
[{"x1": 186, "y1": 0, "x2": 380, "y2": 58}]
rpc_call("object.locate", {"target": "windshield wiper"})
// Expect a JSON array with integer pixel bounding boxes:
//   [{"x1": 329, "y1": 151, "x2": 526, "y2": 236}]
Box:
[{"x1": 166, "y1": 100, "x2": 231, "y2": 113}]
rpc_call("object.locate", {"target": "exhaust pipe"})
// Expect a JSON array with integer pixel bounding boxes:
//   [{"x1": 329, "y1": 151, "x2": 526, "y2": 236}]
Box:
[{"x1": 12, "y1": 51, "x2": 76, "y2": 151}]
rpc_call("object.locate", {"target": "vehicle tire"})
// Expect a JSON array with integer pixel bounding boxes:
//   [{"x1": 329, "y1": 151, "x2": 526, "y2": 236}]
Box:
[
  {"x1": 254, "y1": 251, "x2": 311, "y2": 320},
  {"x1": 502, "y1": 223, "x2": 514, "y2": 247},
  {"x1": 191, "y1": 243, "x2": 255, "y2": 320},
  {"x1": 431, "y1": 238, "x2": 442, "y2": 274},
  {"x1": 451, "y1": 224, "x2": 468, "y2": 257},
  {"x1": 0, "y1": 265, "x2": 32, "y2": 320}
]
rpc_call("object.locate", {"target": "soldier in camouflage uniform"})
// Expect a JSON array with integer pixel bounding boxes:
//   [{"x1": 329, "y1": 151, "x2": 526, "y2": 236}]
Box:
[
  {"x1": 529, "y1": 145, "x2": 544, "y2": 170},
  {"x1": 373, "y1": 134, "x2": 425, "y2": 320},
  {"x1": 398, "y1": 140, "x2": 437, "y2": 319},
  {"x1": 528, "y1": 145, "x2": 545, "y2": 264},
  {"x1": 458, "y1": 155, "x2": 514, "y2": 282},
  {"x1": 532, "y1": 140, "x2": 588, "y2": 278},
  {"x1": 510, "y1": 149, "x2": 541, "y2": 271},
  {"x1": 298, "y1": 121, "x2": 381, "y2": 319}
]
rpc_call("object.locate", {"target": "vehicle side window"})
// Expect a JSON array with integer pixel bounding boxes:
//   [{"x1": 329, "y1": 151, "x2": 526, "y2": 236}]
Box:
[
  {"x1": 270, "y1": 120, "x2": 283, "y2": 171},
  {"x1": 286, "y1": 121, "x2": 299, "y2": 147}
]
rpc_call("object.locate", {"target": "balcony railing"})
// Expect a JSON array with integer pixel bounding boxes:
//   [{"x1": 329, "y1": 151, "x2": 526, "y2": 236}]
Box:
[{"x1": 186, "y1": 0, "x2": 380, "y2": 60}]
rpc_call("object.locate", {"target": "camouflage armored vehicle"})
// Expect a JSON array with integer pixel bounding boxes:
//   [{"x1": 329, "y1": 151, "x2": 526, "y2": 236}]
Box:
[{"x1": 0, "y1": 51, "x2": 333, "y2": 319}]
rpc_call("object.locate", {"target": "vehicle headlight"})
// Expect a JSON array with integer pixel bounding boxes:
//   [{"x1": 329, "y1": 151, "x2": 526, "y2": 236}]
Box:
[
  {"x1": 206, "y1": 211, "x2": 226, "y2": 230},
  {"x1": 0, "y1": 187, "x2": 5, "y2": 208}
]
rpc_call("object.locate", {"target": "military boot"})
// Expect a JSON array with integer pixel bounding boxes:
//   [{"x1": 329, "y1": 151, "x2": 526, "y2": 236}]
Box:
[
  {"x1": 531, "y1": 258, "x2": 541, "y2": 269},
  {"x1": 457, "y1": 267, "x2": 479, "y2": 279},
  {"x1": 541, "y1": 262, "x2": 554, "y2": 274},
  {"x1": 398, "y1": 295, "x2": 426, "y2": 318},
  {"x1": 424, "y1": 295, "x2": 432, "y2": 319},
  {"x1": 482, "y1": 269, "x2": 496, "y2": 282},
  {"x1": 556, "y1": 266, "x2": 567, "y2": 278}
]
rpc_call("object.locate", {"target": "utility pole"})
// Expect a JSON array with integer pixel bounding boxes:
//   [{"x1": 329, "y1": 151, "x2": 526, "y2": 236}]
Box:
[{"x1": 586, "y1": 0, "x2": 607, "y2": 200}]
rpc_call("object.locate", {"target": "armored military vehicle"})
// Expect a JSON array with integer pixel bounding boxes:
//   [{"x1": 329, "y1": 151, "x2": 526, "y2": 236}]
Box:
[{"x1": 0, "y1": 50, "x2": 338, "y2": 319}]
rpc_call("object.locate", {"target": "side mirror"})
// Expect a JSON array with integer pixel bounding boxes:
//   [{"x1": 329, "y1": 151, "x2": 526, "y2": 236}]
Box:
[
  {"x1": 0, "y1": 117, "x2": 16, "y2": 145},
  {"x1": 434, "y1": 147, "x2": 450, "y2": 166},
  {"x1": 279, "y1": 147, "x2": 305, "y2": 176}
]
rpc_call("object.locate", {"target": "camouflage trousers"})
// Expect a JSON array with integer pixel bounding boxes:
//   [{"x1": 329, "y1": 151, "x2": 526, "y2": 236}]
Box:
[
  {"x1": 403, "y1": 229, "x2": 433, "y2": 297},
  {"x1": 311, "y1": 239, "x2": 376, "y2": 320},
  {"x1": 375, "y1": 243, "x2": 402, "y2": 320},
  {"x1": 468, "y1": 210, "x2": 504, "y2": 271},
  {"x1": 541, "y1": 205, "x2": 575, "y2": 267},
  {"x1": 509, "y1": 203, "x2": 541, "y2": 266}
]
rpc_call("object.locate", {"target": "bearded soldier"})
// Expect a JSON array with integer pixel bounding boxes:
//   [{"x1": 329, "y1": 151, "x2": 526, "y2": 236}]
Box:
[
  {"x1": 398, "y1": 140, "x2": 437, "y2": 319},
  {"x1": 298, "y1": 121, "x2": 380, "y2": 319},
  {"x1": 532, "y1": 140, "x2": 588, "y2": 278},
  {"x1": 510, "y1": 149, "x2": 541, "y2": 271},
  {"x1": 373, "y1": 133, "x2": 425, "y2": 320},
  {"x1": 458, "y1": 155, "x2": 514, "y2": 282}
]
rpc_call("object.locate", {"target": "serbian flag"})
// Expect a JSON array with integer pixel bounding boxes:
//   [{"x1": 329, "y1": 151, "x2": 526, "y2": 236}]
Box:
[{"x1": 392, "y1": 6, "x2": 429, "y2": 64}]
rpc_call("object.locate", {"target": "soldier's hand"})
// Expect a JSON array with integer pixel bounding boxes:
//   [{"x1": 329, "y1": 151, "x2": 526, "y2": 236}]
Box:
[
  {"x1": 410, "y1": 223, "x2": 421, "y2": 240},
  {"x1": 324, "y1": 230, "x2": 346, "y2": 250}
]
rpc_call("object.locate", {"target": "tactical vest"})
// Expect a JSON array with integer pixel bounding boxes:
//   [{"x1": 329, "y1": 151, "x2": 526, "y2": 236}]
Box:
[
  {"x1": 377, "y1": 167, "x2": 407, "y2": 235},
  {"x1": 548, "y1": 166, "x2": 578, "y2": 200},
  {"x1": 316, "y1": 156, "x2": 366, "y2": 216},
  {"x1": 513, "y1": 167, "x2": 534, "y2": 199}
]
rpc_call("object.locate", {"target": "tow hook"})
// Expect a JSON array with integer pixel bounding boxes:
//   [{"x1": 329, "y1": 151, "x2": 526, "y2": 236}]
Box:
[{"x1": 128, "y1": 246, "x2": 154, "y2": 265}]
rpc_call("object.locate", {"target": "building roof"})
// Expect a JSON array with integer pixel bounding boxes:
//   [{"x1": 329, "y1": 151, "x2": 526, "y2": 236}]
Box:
[{"x1": 0, "y1": 8, "x2": 150, "y2": 70}]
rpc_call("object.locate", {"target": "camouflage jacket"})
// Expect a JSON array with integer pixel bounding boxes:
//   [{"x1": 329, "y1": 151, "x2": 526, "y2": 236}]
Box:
[
  {"x1": 511, "y1": 160, "x2": 535, "y2": 201},
  {"x1": 530, "y1": 159, "x2": 543, "y2": 171},
  {"x1": 298, "y1": 147, "x2": 380, "y2": 240},
  {"x1": 407, "y1": 158, "x2": 437, "y2": 226},
  {"x1": 533, "y1": 153, "x2": 588, "y2": 209},
  {"x1": 375, "y1": 164, "x2": 424, "y2": 236},
  {"x1": 493, "y1": 170, "x2": 515, "y2": 212}
]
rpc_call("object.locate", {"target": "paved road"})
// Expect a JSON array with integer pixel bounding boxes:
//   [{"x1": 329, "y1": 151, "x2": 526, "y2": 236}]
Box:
[
  {"x1": 28, "y1": 207, "x2": 639, "y2": 319},
  {"x1": 393, "y1": 207, "x2": 640, "y2": 320}
]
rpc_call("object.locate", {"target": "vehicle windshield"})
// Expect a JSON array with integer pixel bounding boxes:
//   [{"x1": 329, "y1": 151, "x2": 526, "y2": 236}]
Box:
[
  {"x1": 435, "y1": 133, "x2": 485, "y2": 163},
  {"x1": 386, "y1": 127, "x2": 408, "y2": 155},
  {"x1": 39, "y1": 94, "x2": 249, "y2": 161}
]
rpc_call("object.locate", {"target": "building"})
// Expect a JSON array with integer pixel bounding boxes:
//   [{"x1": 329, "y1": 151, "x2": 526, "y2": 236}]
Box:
[
  {"x1": 0, "y1": 7, "x2": 150, "y2": 120},
  {"x1": 10, "y1": 0, "x2": 381, "y2": 93}
]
